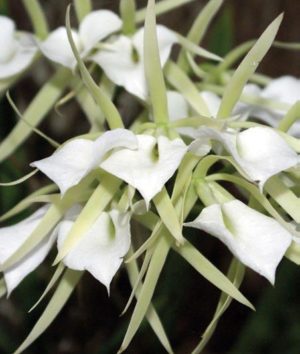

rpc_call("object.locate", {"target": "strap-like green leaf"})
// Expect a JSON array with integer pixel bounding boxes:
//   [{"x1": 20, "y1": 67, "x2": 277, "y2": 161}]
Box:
[
  {"x1": 29, "y1": 263, "x2": 65, "y2": 312},
  {"x1": 22, "y1": 0, "x2": 49, "y2": 39},
  {"x1": 165, "y1": 61, "x2": 210, "y2": 116},
  {"x1": 13, "y1": 269, "x2": 82, "y2": 354},
  {"x1": 217, "y1": 14, "x2": 283, "y2": 118},
  {"x1": 74, "y1": 0, "x2": 92, "y2": 22},
  {"x1": 177, "y1": 0, "x2": 223, "y2": 70},
  {"x1": 144, "y1": 0, "x2": 169, "y2": 124},
  {"x1": 136, "y1": 0, "x2": 195, "y2": 23},
  {"x1": 0, "y1": 68, "x2": 71, "y2": 163},
  {"x1": 65, "y1": 6, "x2": 124, "y2": 130}
]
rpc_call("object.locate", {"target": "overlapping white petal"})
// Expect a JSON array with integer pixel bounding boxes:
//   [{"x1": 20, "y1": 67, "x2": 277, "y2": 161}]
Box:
[
  {"x1": 0, "y1": 206, "x2": 54, "y2": 295},
  {"x1": 57, "y1": 210, "x2": 131, "y2": 292},
  {"x1": 253, "y1": 76, "x2": 300, "y2": 136},
  {"x1": 0, "y1": 16, "x2": 37, "y2": 78},
  {"x1": 40, "y1": 10, "x2": 121, "y2": 69},
  {"x1": 91, "y1": 25, "x2": 177, "y2": 99},
  {"x1": 100, "y1": 135, "x2": 187, "y2": 206},
  {"x1": 192, "y1": 126, "x2": 299, "y2": 189},
  {"x1": 31, "y1": 129, "x2": 137, "y2": 195},
  {"x1": 184, "y1": 200, "x2": 292, "y2": 284}
]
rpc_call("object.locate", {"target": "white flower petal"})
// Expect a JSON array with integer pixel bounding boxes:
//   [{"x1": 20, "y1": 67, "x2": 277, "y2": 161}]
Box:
[
  {"x1": 194, "y1": 126, "x2": 299, "y2": 188},
  {"x1": 0, "y1": 16, "x2": 16, "y2": 63},
  {"x1": 200, "y1": 91, "x2": 221, "y2": 117},
  {"x1": 32, "y1": 129, "x2": 137, "y2": 195},
  {"x1": 91, "y1": 25, "x2": 177, "y2": 100},
  {"x1": 40, "y1": 27, "x2": 81, "y2": 68},
  {"x1": 79, "y1": 10, "x2": 122, "y2": 54},
  {"x1": 185, "y1": 200, "x2": 292, "y2": 284},
  {"x1": 57, "y1": 210, "x2": 131, "y2": 292},
  {"x1": 0, "y1": 205, "x2": 56, "y2": 295},
  {"x1": 101, "y1": 135, "x2": 187, "y2": 206},
  {"x1": 31, "y1": 139, "x2": 95, "y2": 196},
  {"x1": 91, "y1": 35, "x2": 147, "y2": 99},
  {"x1": 167, "y1": 91, "x2": 189, "y2": 121}
]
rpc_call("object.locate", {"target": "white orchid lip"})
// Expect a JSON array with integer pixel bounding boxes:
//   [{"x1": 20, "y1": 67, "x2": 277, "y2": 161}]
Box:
[
  {"x1": 0, "y1": 16, "x2": 37, "y2": 79},
  {"x1": 184, "y1": 200, "x2": 292, "y2": 284},
  {"x1": 100, "y1": 134, "x2": 187, "y2": 206},
  {"x1": 91, "y1": 25, "x2": 178, "y2": 100},
  {"x1": 39, "y1": 10, "x2": 122, "y2": 69},
  {"x1": 57, "y1": 209, "x2": 131, "y2": 292},
  {"x1": 31, "y1": 129, "x2": 138, "y2": 196},
  {"x1": 192, "y1": 126, "x2": 299, "y2": 189}
]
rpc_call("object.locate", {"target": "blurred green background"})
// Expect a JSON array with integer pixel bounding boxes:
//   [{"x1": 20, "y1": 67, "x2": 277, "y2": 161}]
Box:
[{"x1": 1, "y1": 1, "x2": 300, "y2": 353}]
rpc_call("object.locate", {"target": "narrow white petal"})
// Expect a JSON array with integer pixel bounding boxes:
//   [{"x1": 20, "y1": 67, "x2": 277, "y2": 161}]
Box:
[
  {"x1": 101, "y1": 135, "x2": 187, "y2": 206},
  {"x1": 0, "y1": 205, "x2": 55, "y2": 295},
  {"x1": 185, "y1": 200, "x2": 292, "y2": 283},
  {"x1": 79, "y1": 10, "x2": 122, "y2": 54},
  {"x1": 57, "y1": 210, "x2": 131, "y2": 292},
  {"x1": 91, "y1": 36, "x2": 147, "y2": 99},
  {"x1": 193, "y1": 126, "x2": 299, "y2": 188},
  {"x1": 39, "y1": 27, "x2": 81, "y2": 68},
  {"x1": 0, "y1": 16, "x2": 16, "y2": 63},
  {"x1": 31, "y1": 139, "x2": 95, "y2": 196}
]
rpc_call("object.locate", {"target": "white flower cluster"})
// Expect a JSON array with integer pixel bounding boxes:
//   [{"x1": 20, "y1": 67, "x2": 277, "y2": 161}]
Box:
[{"x1": 0, "y1": 1, "x2": 300, "y2": 353}]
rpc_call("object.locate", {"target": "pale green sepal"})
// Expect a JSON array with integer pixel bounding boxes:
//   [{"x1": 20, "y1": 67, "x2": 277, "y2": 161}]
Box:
[
  {"x1": 265, "y1": 176, "x2": 300, "y2": 223},
  {"x1": 0, "y1": 169, "x2": 38, "y2": 186},
  {"x1": 153, "y1": 187, "x2": 184, "y2": 245},
  {"x1": 54, "y1": 175, "x2": 121, "y2": 264},
  {"x1": 173, "y1": 239, "x2": 254, "y2": 309},
  {"x1": 0, "y1": 278, "x2": 6, "y2": 298},
  {"x1": 177, "y1": 0, "x2": 223, "y2": 70},
  {"x1": 136, "y1": 0, "x2": 195, "y2": 23},
  {"x1": 217, "y1": 14, "x2": 283, "y2": 118},
  {"x1": 13, "y1": 269, "x2": 82, "y2": 354},
  {"x1": 125, "y1": 248, "x2": 174, "y2": 354},
  {"x1": 176, "y1": 33, "x2": 223, "y2": 62},
  {"x1": 0, "y1": 67, "x2": 71, "y2": 163},
  {"x1": 118, "y1": 233, "x2": 171, "y2": 353},
  {"x1": 144, "y1": 0, "x2": 169, "y2": 124},
  {"x1": 22, "y1": 0, "x2": 49, "y2": 39},
  {"x1": 0, "y1": 184, "x2": 57, "y2": 222},
  {"x1": 165, "y1": 61, "x2": 210, "y2": 116},
  {"x1": 29, "y1": 263, "x2": 65, "y2": 312},
  {"x1": 192, "y1": 259, "x2": 245, "y2": 354},
  {"x1": 0, "y1": 202, "x2": 70, "y2": 272},
  {"x1": 120, "y1": 0, "x2": 136, "y2": 35},
  {"x1": 278, "y1": 101, "x2": 300, "y2": 133},
  {"x1": 74, "y1": 0, "x2": 92, "y2": 22},
  {"x1": 65, "y1": 6, "x2": 123, "y2": 129}
]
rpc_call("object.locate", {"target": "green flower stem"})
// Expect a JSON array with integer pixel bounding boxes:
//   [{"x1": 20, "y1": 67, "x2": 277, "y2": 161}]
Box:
[
  {"x1": 22, "y1": 0, "x2": 49, "y2": 39},
  {"x1": 120, "y1": 0, "x2": 136, "y2": 35},
  {"x1": 74, "y1": 0, "x2": 92, "y2": 22}
]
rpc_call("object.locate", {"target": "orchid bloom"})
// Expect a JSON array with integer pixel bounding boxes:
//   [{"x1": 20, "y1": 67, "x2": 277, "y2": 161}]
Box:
[
  {"x1": 185, "y1": 200, "x2": 292, "y2": 284},
  {"x1": 252, "y1": 76, "x2": 300, "y2": 137},
  {"x1": 190, "y1": 126, "x2": 299, "y2": 189},
  {"x1": 40, "y1": 10, "x2": 122, "y2": 69},
  {"x1": 32, "y1": 129, "x2": 187, "y2": 206},
  {"x1": 91, "y1": 25, "x2": 177, "y2": 100},
  {"x1": 0, "y1": 203, "x2": 131, "y2": 295},
  {"x1": 0, "y1": 16, "x2": 37, "y2": 79}
]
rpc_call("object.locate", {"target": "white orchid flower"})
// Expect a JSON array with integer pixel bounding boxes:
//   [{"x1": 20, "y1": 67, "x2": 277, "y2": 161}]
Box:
[
  {"x1": 91, "y1": 25, "x2": 177, "y2": 100},
  {"x1": 57, "y1": 209, "x2": 131, "y2": 292},
  {"x1": 252, "y1": 76, "x2": 300, "y2": 137},
  {"x1": 191, "y1": 126, "x2": 299, "y2": 189},
  {"x1": 0, "y1": 205, "x2": 56, "y2": 296},
  {"x1": 100, "y1": 134, "x2": 187, "y2": 207},
  {"x1": 0, "y1": 16, "x2": 37, "y2": 79},
  {"x1": 31, "y1": 129, "x2": 138, "y2": 196},
  {"x1": 39, "y1": 10, "x2": 122, "y2": 69},
  {"x1": 32, "y1": 129, "x2": 187, "y2": 206},
  {"x1": 185, "y1": 200, "x2": 292, "y2": 284}
]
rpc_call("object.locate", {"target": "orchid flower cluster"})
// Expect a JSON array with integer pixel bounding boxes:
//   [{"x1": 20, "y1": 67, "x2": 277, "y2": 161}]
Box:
[{"x1": 0, "y1": 0, "x2": 300, "y2": 353}]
